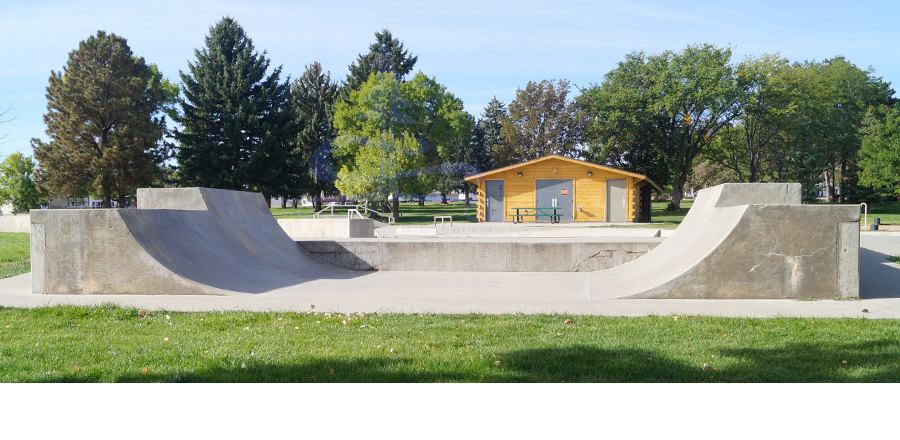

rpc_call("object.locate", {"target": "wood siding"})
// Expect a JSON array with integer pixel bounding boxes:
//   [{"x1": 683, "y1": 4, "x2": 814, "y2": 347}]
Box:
[{"x1": 471, "y1": 158, "x2": 641, "y2": 222}]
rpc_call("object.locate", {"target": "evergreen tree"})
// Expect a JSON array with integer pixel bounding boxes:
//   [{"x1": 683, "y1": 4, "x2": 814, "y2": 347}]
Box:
[
  {"x1": 32, "y1": 31, "x2": 167, "y2": 208},
  {"x1": 481, "y1": 98, "x2": 505, "y2": 169},
  {"x1": 434, "y1": 116, "x2": 493, "y2": 206},
  {"x1": 176, "y1": 17, "x2": 296, "y2": 199},
  {"x1": 344, "y1": 29, "x2": 418, "y2": 92},
  {"x1": 292, "y1": 62, "x2": 340, "y2": 212},
  {"x1": 859, "y1": 105, "x2": 900, "y2": 199}
]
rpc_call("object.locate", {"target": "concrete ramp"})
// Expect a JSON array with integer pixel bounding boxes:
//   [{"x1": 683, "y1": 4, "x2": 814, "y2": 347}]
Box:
[
  {"x1": 30, "y1": 188, "x2": 350, "y2": 295},
  {"x1": 589, "y1": 183, "x2": 859, "y2": 299}
]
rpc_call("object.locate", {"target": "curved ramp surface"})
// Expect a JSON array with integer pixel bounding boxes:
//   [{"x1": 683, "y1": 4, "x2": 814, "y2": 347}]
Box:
[
  {"x1": 30, "y1": 188, "x2": 351, "y2": 295},
  {"x1": 589, "y1": 183, "x2": 860, "y2": 299}
]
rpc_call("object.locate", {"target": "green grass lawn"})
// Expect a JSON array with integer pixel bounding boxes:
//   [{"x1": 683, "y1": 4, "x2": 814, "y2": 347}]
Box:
[
  {"x1": 271, "y1": 202, "x2": 480, "y2": 225},
  {"x1": 0, "y1": 233, "x2": 29, "y2": 279},
  {"x1": 0, "y1": 305, "x2": 897, "y2": 382},
  {"x1": 862, "y1": 200, "x2": 900, "y2": 224},
  {"x1": 271, "y1": 200, "x2": 690, "y2": 227}
]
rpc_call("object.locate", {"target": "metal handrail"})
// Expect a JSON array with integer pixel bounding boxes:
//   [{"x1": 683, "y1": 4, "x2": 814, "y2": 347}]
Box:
[
  {"x1": 860, "y1": 203, "x2": 868, "y2": 228},
  {"x1": 312, "y1": 202, "x2": 395, "y2": 225}
]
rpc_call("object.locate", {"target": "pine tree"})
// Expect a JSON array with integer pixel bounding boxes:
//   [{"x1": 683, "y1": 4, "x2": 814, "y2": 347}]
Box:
[
  {"x1": 176, "y1": 17, "x2": 296, "y2": 198},
  {"x1": 292, "y1": 62, "x2": 340, "y2": 211},
  {"x1": 481, "y1": 98, "x2": 506, "y2": 168},
  {"x1": 32, "y1": 31, "x2": 167, "y2": 208},
  {"x1": 344, "y1": 29, "x2": 418, "y2": 92}
]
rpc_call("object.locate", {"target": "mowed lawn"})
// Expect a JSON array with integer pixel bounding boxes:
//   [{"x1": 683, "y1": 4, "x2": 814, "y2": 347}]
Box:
[
  {"x1": 861, "y1": 200, "x2": 900, "y2": 225},
  {"x1": 0, "y1": 233, "x2": 29, "y2": 279},
  {"x1": 272, "y1": 201, "x2": 480, "y2": 225},
  {"x1": 1, "y1": 305, "x2": 899, "y2": 383},
  {"x1": 271, "y1": 200, "x2": 690, "y2": 226}
]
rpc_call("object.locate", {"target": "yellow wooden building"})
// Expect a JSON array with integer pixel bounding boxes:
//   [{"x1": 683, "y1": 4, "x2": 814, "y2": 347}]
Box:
[{"x1": 464, "y1": 155, "x2": 660, "y2": 223}]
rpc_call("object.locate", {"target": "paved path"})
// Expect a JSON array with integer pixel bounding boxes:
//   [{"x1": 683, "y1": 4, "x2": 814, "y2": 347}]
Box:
[{"x1": 2, "y1": 233, "x2": 899, "y2": 318}]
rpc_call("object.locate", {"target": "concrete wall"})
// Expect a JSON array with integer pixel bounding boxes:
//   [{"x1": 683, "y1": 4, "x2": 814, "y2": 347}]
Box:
[
  {"x1": 0, "y1": 215, "x2": 30, "y2": 233},
  {"x1": 278, "y1": 218, "x2": 374, "y2": 238},
  {"x1": 297, "y1": 238, "x2": 661, "y2": 272},
  {"x1": 384, "y1": 226, "x2": 661, "y2": 238}
]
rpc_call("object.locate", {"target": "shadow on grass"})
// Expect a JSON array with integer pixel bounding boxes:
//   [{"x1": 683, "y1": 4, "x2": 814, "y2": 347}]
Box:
[
  {"x1": 30, "y1": 339, "x2": 900, "y2": 383},
  {"x1": 715, "y1": 339, "x2": 900, "y2": 382}
]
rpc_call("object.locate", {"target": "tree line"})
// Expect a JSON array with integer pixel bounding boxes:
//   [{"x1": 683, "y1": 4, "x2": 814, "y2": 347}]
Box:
[{"x1": 6, "y1": 17, "x2": 897, "y2": 215}]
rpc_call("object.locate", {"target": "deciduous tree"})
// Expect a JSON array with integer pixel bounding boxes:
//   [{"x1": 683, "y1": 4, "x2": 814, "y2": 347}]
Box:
[
  {"x1": 494, "y1": 79, "x2": 584, "y2": 167},
  {"x1": 0, "y1": 153, "x2": 46, "y2": 213},
  {"x1": 582, "y1": 45, "x2": 751, "y2": 208}
]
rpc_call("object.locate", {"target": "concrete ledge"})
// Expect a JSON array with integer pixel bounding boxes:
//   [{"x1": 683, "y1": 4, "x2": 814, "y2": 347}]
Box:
[
  {"x1": 0, "y1": 215, "x2": 30, "y2": 233},
  {"x1": 278, "y1": 218, "x2": 374, "y2": 238},
  {"x1": 297, "y1": 238, "x2": 662, "y2": 272},
  {"x1": 384, "y1": 225, "x2": 661, "y2": 238}
]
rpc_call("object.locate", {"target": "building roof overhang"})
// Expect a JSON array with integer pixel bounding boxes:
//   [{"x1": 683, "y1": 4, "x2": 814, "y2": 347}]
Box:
[{"x1": 464, "y1": 155, "x2": 661, "y2": 191}]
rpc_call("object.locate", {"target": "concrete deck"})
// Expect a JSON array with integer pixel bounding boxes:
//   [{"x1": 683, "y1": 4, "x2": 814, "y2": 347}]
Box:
[{"x1": 2, "y1": 233, "x2": 898, "y2": 318}]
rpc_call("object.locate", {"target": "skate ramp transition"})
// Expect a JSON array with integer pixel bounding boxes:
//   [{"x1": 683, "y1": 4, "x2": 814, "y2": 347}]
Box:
[
  {"x1": 30, "y1": 188, "x2": 351, "y2": 295},
  {"x1": 589, "y1": 183, "x2": 860, "y2": 299}
]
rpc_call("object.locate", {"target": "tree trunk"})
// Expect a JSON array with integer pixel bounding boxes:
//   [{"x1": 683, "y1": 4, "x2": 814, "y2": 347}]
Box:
[
  {"x1": 265, "y1": 195, "x2": 272, "y2": 208},
  {"x1": 840, "y1": 160, "x2": 848, "y2": 203},
  {"x1": 280, "y1": 198, "x2": 287, "y2": 209},
  {"x1": 671, "y1": 183, "x2": 684, "y2": 210},
  {"x1": 464, "y1": 187, "x2": 470, "y2": 207},
  {"x1": 291, "y1": 199, "x2": 298, "y2": 209},
  {"x1": 440, "y1": 194, "x2": 448, "y2": 205},
  {"x1": 418, "y1": 194, "x2": 425, "y2": 206},
  {"x1": 102, "y1": 195, "x2": 111, "y2": 209},
  {"x1": 117, "y1": 193, "x2": 126, "y2": 209},
  {"x1": 392, "y1": 198, "x2": 400, "y2": 221},
  {"x1": 825, "y1": 170, "x2": 835, "y2": 203}
]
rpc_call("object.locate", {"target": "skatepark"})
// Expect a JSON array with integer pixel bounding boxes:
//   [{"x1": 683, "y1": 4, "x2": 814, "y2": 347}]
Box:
[{"x1": 2, "y1": 182, "x2": 900, "y2": 317}]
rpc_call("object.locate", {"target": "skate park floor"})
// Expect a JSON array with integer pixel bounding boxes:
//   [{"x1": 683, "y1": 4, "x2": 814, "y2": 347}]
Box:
[{"x1": 2, "y1": 232, "x2": 899, "y2": 318}]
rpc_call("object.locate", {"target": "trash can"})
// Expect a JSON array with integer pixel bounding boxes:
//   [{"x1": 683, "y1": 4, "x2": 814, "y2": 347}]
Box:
[{"x1": 871, "y1": 224, "x2": 879, "y2": 231}]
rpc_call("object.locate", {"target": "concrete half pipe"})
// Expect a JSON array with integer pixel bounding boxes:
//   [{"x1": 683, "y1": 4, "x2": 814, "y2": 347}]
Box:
[{"x1": 29, "y1": 183, "x2": 860, "y2": 300}]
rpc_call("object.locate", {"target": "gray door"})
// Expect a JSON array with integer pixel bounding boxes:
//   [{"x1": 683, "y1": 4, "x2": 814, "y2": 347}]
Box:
[
  {"x1": 535, "y1": 179, "x2": 573, "y2": 222},
  {"x1": 607, "y1": 178, "x2": 627, "y2": 222},
  {"x1": 485, "y1": 180, "x2": 504, "y2": 222}
]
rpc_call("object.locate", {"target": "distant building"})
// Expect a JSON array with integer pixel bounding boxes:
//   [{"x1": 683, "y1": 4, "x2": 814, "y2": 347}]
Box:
[{"x1": 465, "y1": 155, "x2": 660, "y2": 223}]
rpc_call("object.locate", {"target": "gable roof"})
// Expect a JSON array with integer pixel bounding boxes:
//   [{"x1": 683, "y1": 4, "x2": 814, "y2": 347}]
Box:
[{"x1": 465, "y1": 155, "x2": 661, "y2": 191}]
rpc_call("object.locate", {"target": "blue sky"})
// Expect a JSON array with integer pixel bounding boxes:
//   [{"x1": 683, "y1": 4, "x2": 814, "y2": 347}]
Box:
[{"x1": 1, "y1": 0, "x2": 898, "y2": 159}]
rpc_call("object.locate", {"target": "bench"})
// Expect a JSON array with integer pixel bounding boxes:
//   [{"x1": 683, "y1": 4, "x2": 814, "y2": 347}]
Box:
[
  {"x1": 510, "y1": 207, "x2": 562, "y2": 224},
  {"x1": 434, "y1": 215, "x2": 452, "y2": 226}
]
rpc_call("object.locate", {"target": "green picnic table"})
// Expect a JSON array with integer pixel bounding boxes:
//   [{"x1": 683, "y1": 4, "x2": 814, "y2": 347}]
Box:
[{"x1": 510, "y1": 207, "x2": 562, "y2": 224}]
